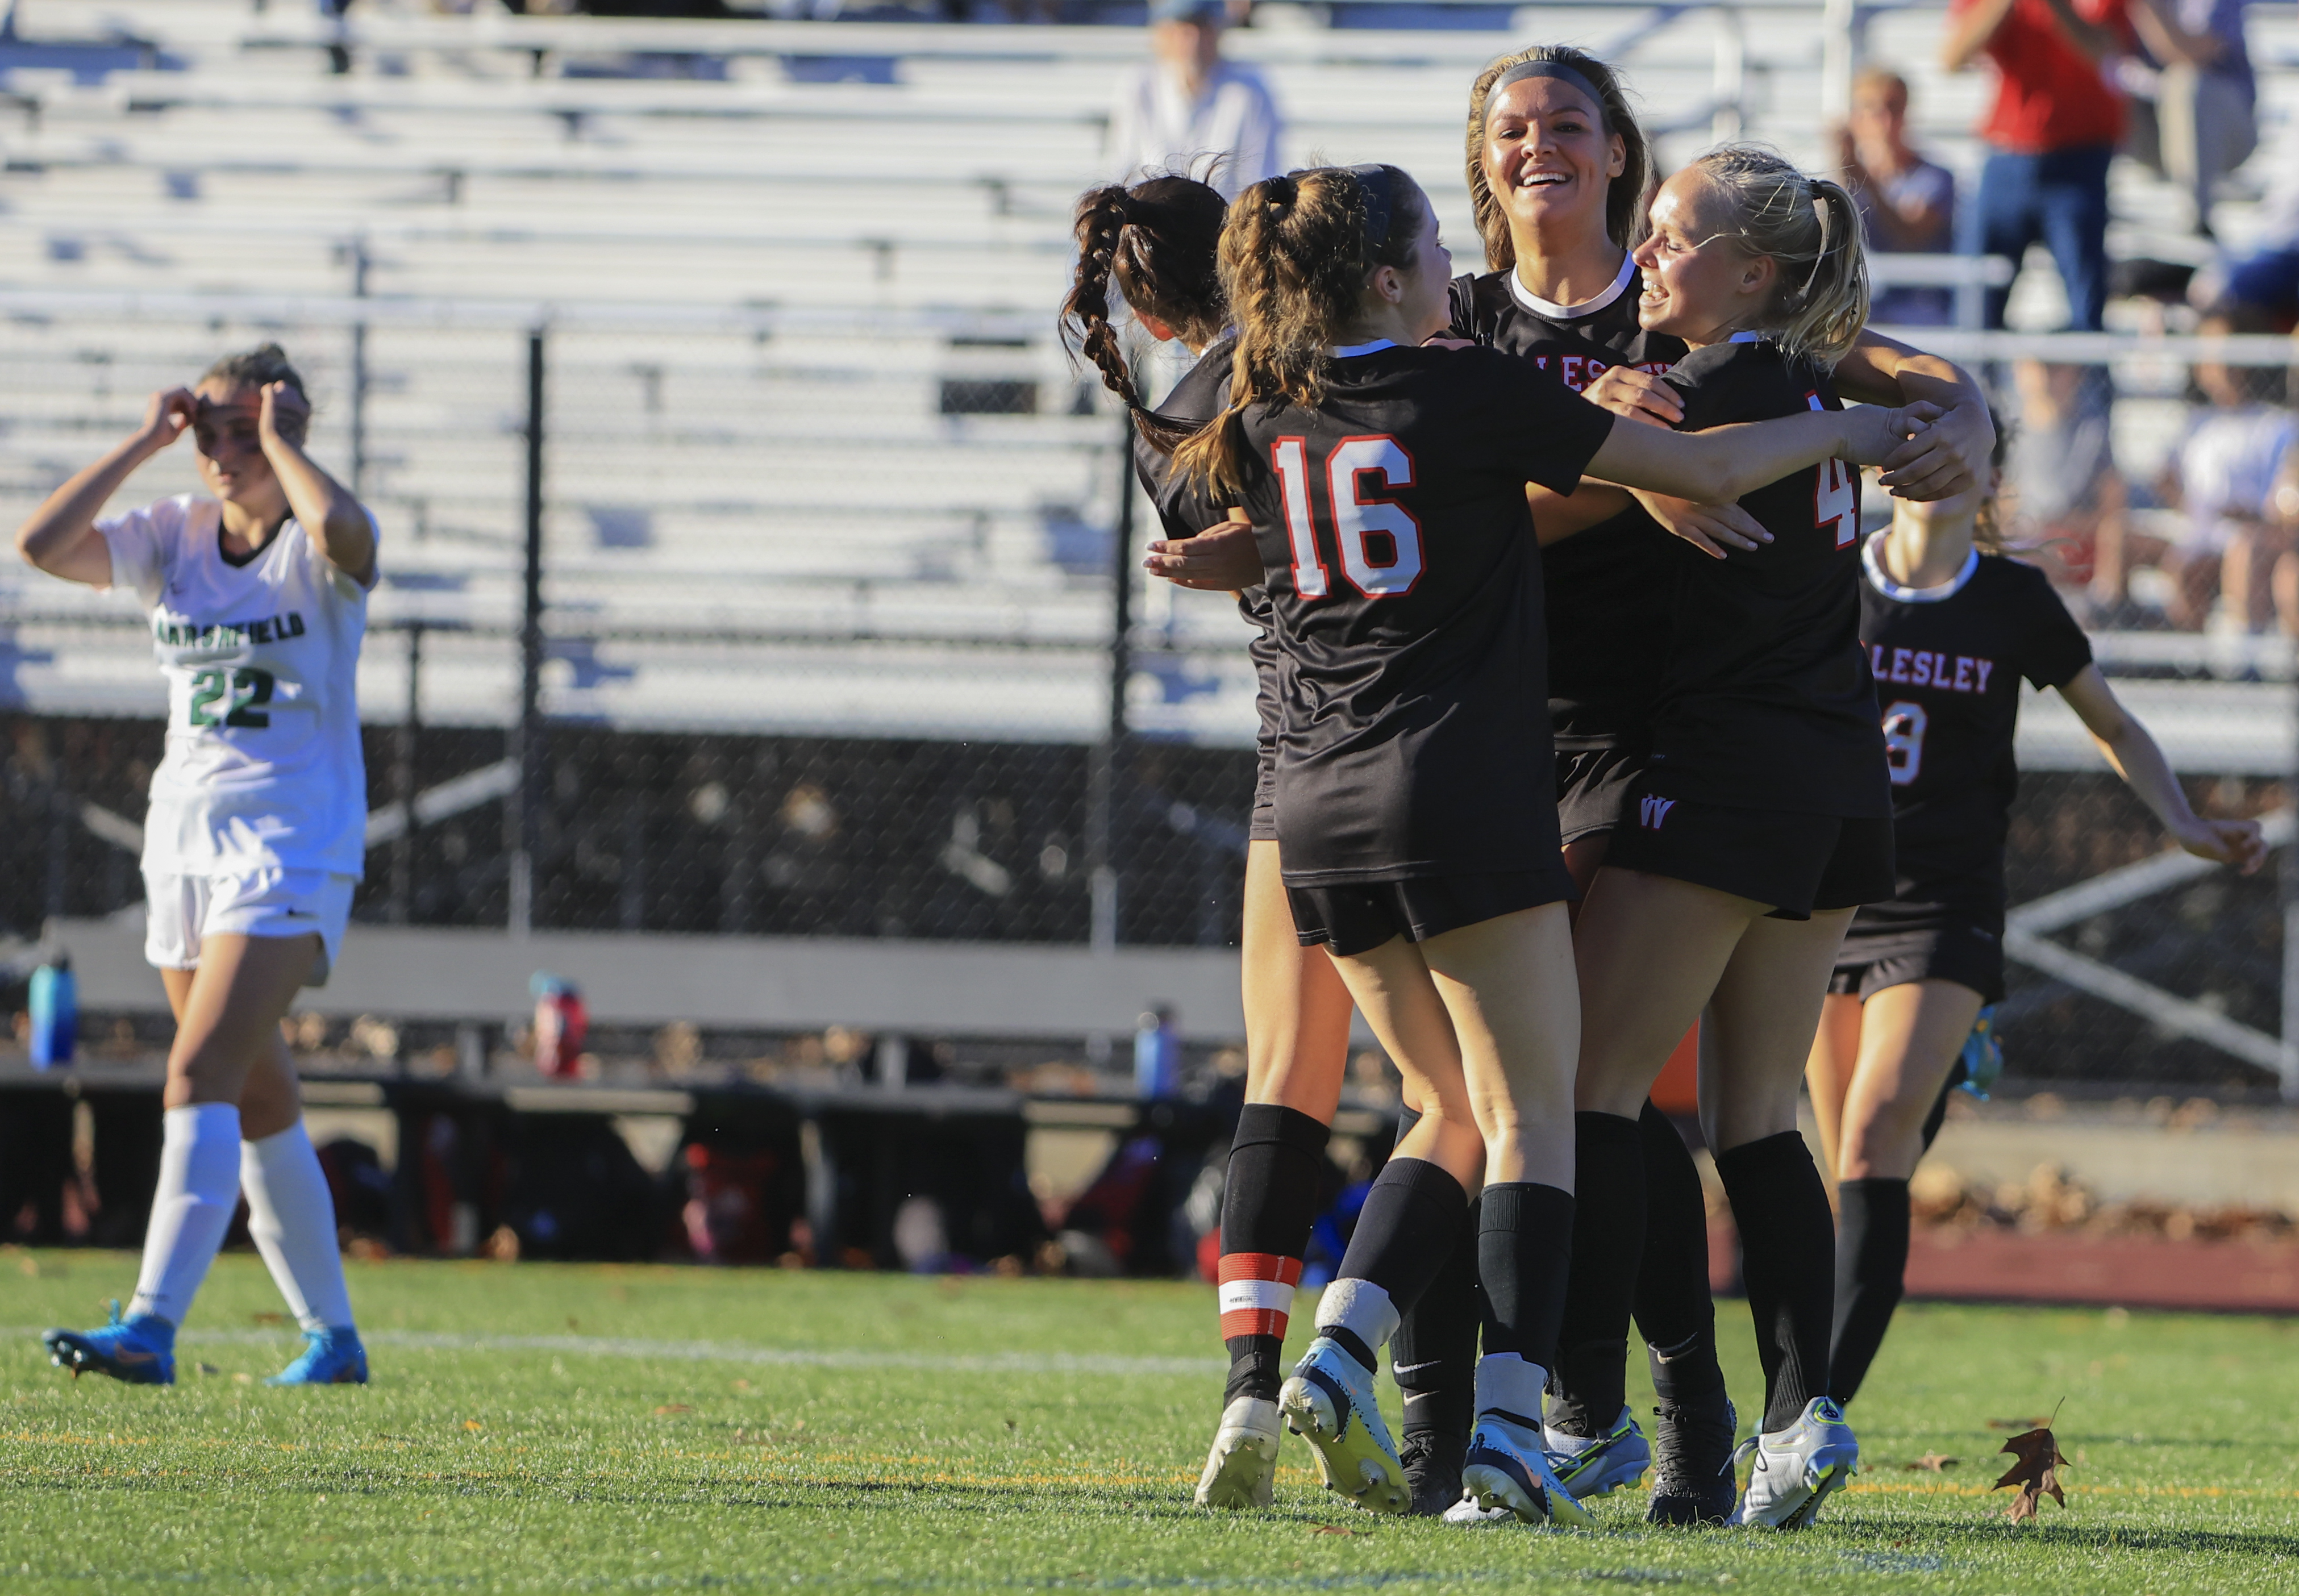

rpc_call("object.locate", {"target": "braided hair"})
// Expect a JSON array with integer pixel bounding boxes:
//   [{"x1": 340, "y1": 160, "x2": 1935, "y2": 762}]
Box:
[{"x1": 1060, "y1": 174, "x2": 1228, "y2": 452}]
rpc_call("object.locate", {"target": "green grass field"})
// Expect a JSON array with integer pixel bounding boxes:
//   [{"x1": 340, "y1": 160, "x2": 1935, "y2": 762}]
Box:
[{"x1": 5, "y1": 1251, "x2": 2297, "y2": 1594}]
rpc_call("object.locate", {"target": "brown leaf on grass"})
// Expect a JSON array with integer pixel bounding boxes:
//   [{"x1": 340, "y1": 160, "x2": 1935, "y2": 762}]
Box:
[
  {"x1": 654, "y1": 1403, "x2": 693, "y2": 1415},
  {"x1": 1994, "y1": 1426, "x2": 2070, "y2": 1522},
  {"x1": 1902, "y1": 1453, "x2": 1960, "y2": 1472},
  {"x1": 1307, "y1": 1526, "x2": 1365, "y2": 1536},
  {"x1": 251, "y1": 1311, "x2": 286, "y2": 1326}
]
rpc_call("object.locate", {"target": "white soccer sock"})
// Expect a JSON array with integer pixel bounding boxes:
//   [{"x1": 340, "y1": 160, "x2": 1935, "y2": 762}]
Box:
[
  {"x1": 1475, "y1": 1352, "x2": 1549, "y2": 1428},
  {"x1": 241, "y1": 1119, "x2": 356, "y2": 1333},
  {"x1": 1312, "y1": 1277, "x2": 1400, "y2": 1353},
  {"x1": 128, "y1": 1103, "x2": 244, "y2": 1326}
]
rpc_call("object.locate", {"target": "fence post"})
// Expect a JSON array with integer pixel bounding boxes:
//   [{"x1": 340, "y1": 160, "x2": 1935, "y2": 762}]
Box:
[
  {"x1": 1086, "y1": 408, "x2": 1135, "y2": 953},
  {"x1": 2285, "y1": 677, "x2": 2299, "y2": 1100},
  {"x1": 347, "y1": 234, "x2": 369, "y2": 497},
  {"x1": 507, "y1": 329, "x2": 547, "y2": 936},
  {"x1": 390, "y1": 622, "x2": 423, "y2": 925}
]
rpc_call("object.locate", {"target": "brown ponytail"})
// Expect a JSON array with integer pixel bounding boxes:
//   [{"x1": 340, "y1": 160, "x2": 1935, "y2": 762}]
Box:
[
  {"x1": 1173, "y1": 165, "x2": 1426, "y2": 495},
  {"x1": 1060, "y1": 174, "x2": 1228, "y2": 452}
]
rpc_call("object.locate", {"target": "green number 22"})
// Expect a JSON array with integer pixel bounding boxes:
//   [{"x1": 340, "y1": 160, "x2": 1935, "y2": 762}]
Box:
[{"x1": 186, "y1": 666, "x2": 274, "y2": 729}]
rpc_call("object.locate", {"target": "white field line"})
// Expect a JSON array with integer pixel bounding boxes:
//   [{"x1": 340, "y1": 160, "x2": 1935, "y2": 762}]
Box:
[{"x1": 10, "y1": 1325, "x2": 1223, "y2": 1377}]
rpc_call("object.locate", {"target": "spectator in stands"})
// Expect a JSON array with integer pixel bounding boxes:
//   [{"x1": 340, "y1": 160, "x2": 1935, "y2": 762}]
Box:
[
  {"x1": 2202, "y1": 112, "x2": 2299, "y2": 327},
  {"x1": 2008, "y1": 359, "x2": 2126, "y2": 601},
  {"x1": 1107, "y1": 0, "x2": 1282, "y2": 200},
  {"x1": 1836, "y1": 68, "x2": 1957, "y2": 325},
  {"x1": 2101, "y1": 314, "x2": 2294, "y2": 630},
  {"x1": 1944, "y1": 0, "x2": 2133, "y2": 330},
  {"x1": 2120, "y1": 0, "x2": 2255, "y2": 237}
]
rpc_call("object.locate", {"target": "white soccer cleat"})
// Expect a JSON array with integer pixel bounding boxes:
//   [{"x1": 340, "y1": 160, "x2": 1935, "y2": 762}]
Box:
[
  {"x1": 1726, "y1": 1396, "x2": 1859, "y2": 1529},
  {"x1": 1439, "y1": 1494, "x2": 1515, "y2": 1526},
  {"x1": 1544, "y1": 1404, "x2": 1652, "y2": 1499},
  {"x1": 1277, "y1": 1337, "x2": 1410, "y2": 1515},
  {"x1": 1194, "y1": 1395, "x2": 1282, "y2": 1509},
  {"x1": 1458, "y1": 1413, "x2": 1594, "y2": 1529}
]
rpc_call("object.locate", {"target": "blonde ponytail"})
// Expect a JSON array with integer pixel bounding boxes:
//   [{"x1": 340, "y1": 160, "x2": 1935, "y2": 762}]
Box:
[{"x1": 1690, "y1": 145, "x2": 1871, "y2": 367}]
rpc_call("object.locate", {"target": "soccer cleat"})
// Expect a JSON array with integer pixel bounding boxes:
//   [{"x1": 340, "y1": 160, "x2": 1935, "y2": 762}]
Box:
[
  {"x1": 1439, "y1": 1491, "x2": 1514, "y2": 1526},
  {"x1": 41, "y1": 1301, "x2": 174, "y2": 1386},
  {"x1": 1194, "y1": 1395, "x2": 1281, "y2": 1508},
  {"x1": 266, "y1": 1327, "x2": 369, "y2": 1387},
  {"x1": 1277, "y1": 1337, "x2": 1410, "y2": 1515},
  {"x1": 1400, "y1": 1431, "x2": 1466, "y2": 1517},
  {"x1": 1459, "y1": 1413, "x2": 1595, "y2": 1528},
  {"x1": 1727, "y1": 1396, "x2": 1858, "y2": 1529},
  {"x1": 1544, "y1": 1405, "x2": 1651, "y2": 1499},
  {"x1": 1647, "y1": 1391, "x2": 1740, "y2": 1526}
]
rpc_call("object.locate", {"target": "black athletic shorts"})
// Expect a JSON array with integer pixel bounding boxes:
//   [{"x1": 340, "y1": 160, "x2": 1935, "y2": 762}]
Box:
[
  {"x1": 1603, "y1": 782, "x2": 1895, "y2": 920},
  {"x1": 1556, "y1": 743, "x2": 1643, "y2": 844},
  {"x1": 1830, "y1": 897, "x2": 2006, "y2": 1005},
  {"x1": 1287, "y1": 863, "x2": 1574, "y2": 958}
]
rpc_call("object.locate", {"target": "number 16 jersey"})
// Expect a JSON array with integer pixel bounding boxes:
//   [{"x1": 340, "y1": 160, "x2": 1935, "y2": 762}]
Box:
[
  {"x1": 101, "y1": 493, "x2": 375, "y2": 880},
  {"x1": 1234, "y1": 342, "x2": 1615, "y2": 884}
]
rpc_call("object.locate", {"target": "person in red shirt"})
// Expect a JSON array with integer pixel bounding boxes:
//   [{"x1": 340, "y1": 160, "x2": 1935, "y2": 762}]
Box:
[{"x1": 1944, "y1": 0, "x2": 2133, "y2": 329}]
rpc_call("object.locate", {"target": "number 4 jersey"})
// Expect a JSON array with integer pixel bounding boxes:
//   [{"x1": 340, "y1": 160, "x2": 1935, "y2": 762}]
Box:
[
  {"x1": 100, "y1": 494, "x2": 375, "y2": 880},
  {"x1": 1233, "y1": 341, "x2": 1615, "y2": 884},
  {"x1": 1857, "y1": 533, "x2": 2092, "y2": 892}
]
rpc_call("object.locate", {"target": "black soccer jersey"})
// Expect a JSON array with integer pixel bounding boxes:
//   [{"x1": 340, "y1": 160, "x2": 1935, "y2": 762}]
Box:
[
  {"x1": 1127, "y1": 334, "x2": 1289, "y2": 765},
  {"x1": 1232, "y1": 341, "x2": 1616, "y2": 883},
  {"x1": 1644, "y1": 336, "x2": 1892, "y2": 819},
  {"x1": 1857, "y1": 536, "x2": 2093, "y2": 886},
  {"x1": 1448, "y1": 264, "x2": 1686, "y2": 749}
]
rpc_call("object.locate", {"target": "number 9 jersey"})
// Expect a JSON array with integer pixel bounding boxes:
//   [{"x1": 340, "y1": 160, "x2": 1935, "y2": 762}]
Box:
[{"x1": 99, "y1": 493, "x2": 375, "y2": 881}]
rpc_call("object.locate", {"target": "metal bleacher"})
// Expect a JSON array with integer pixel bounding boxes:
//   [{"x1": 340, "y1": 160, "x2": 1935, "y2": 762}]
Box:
[{"x1": 2, "y1": 0, "x2": 2296, "y2": 762}]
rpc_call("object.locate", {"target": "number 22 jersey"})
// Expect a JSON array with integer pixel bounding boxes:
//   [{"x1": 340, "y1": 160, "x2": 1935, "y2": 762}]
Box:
[
  {"x1": 100, "y1": 493, "x2": 375, "y2": 879},
  {"x1": 1232, "y1": 342, "x2": 1615, "y2": 884}
]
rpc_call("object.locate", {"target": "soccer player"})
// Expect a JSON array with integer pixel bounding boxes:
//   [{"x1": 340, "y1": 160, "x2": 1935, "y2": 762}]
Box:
[
  {"x1": 1559, "y1": 145, "x2": 1906, "y2": 1530},
  {"x1": 20, "y1": 345, "x2": 376, "y2": 1387},
  {"x1": 1806, "y1": 434, "x2": 2266, "y2": 1405},
  {"x1": 1064, "y1": 172, "x2": 1361, "y2": 1510},
  {"x1": 1165, "y1": 161, "x2": 1934, "y2": 1522}
]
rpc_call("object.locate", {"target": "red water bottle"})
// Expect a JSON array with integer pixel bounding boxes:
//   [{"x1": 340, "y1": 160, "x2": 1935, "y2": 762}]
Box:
[{"x1": 531, "y1": 973, "x2": 588, "y2": 1080}]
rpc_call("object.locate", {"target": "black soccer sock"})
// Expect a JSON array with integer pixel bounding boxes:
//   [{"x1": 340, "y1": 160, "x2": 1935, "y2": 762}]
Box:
[
  {"x1": 1714, "y1": 1131, "x2": 1837, "y2": 1434},
  {"x1": 1321, "y1": 1156, "x2": 1469, "y2": 1371},
  {"x1": 1548, "y1": 1112, "x2": 1645, "y2": 1438},
  {"x1": 1476, "y1": 1182, "x2": 1575, "y2": 1376},
  {"x1": 1217, "y1": 1103, "x2": 1331, "y2": 1405},
  {"x1": 1827, "y1": 1177, "x2": 1910, "y2": 1406},
  {"x1": 1634, "y1": 1099, "x2": 1725, "y2": 1404},
  {"x1": 1393, "y1": 1185, "x2": 1482, "y2": 1448}
]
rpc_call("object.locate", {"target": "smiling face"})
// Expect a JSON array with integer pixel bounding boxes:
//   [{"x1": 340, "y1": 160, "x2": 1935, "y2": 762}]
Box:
[
  {"x1": 190, "y1": 382, "x2": 285, "y2": 512},
  {"x1": 1630, "y1": 169, "x2": 1772, "y2": 346},
  {"x1": 1481, "y1": 74, "x2": 1625, "y2": 251}
]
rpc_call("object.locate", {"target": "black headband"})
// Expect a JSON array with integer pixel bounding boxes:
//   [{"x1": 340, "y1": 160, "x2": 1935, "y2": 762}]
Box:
[
  {"x1": 1484, "y1": 58, "x2": 1609, "y2": 122},
  {"x1": 1347, "y1": 162, "x2": 1396, "y2": 259}
]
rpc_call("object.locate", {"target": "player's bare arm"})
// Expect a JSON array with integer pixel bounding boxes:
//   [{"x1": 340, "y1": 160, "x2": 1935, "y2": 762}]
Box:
[
  {"x1": 16, "y1": 387, "x2": 196, "y2": 587},
  {"x1": 1588, "y1": 400, "x2": 1936, "y2": 506},
  {"x1": 257, "y1": 382, "x2": 375, "y2": 586},
  {"x1": 1144, "y1": 516, "x2": 1260, "y2": 590},
  {"x1": 1573, "y1": 371, "x2": 1772, "y2": 557},
  {"x1": 1835, "y1": 332, "x2": 1993, "y2": 500},
  {"x1": 2056, "y1": 664, "x2": 2269, "y2": 874}
]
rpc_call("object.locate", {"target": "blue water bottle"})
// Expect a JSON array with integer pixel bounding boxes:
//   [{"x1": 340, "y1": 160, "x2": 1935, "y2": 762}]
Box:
[
  {"x1": 28, "y1": 955, "x2": 76, "y2": 1070},
  {"x1": 1133, "y1": 1005, "x2": 1179, "y2": 1100}
]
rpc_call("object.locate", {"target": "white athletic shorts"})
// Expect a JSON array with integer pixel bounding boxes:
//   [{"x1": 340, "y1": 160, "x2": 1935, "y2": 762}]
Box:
[{"x1": 142, "y1": 866, "x2": 357, "y2": 987}]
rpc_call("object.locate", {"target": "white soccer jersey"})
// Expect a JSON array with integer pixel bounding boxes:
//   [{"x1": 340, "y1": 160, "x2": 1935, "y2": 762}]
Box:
[{"x1": 99, "y1": 494, "x2": 375, "y2": 878}]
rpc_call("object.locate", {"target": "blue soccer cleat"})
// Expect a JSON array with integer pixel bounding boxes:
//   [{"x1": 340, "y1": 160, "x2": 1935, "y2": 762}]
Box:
[
  {"x1": 1956, "y1": 1006, "x2": 2003, "y2": 1099},
  {"x1": 266, "y1": 1327, "x2": 369, "y2": 1386},
  {"x1": 1278, "y1": 1336, "x2": 1410, "y2": 1514},
  {"x1": 1460, "y1": 1412, "x2": 1595, "y2": 1528},
  {"x1": 41, "y1": 1301, "x2": 175, "y2": 1386}
]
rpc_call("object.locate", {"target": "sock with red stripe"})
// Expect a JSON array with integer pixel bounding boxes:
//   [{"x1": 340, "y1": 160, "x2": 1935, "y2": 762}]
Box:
[{"x1": 1217, "y1": 1104, "x2": 1331, "y2": 1405}]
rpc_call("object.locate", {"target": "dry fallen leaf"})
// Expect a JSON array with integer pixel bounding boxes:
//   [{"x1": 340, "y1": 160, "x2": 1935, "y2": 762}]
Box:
[
  {"x1": 1903, "y1": 1453, "x2": 1960, "y2": 1472},
  {"x1": 1307, "y1": 1526, "x2": 1364, "y2": 1537},
  {"x1": 654, "y1": 1403, "x2": 693, "y2": 1415},
  {"x1": 1994, "y1": 1425, "x2": 2069, "y2": 1523},
  {"x1": 251, "y1": 1311, "x2": 286, "y2": 1327},
  {"x1": 463, "y1": 1419, "x2": 483, "y2": 1432}
]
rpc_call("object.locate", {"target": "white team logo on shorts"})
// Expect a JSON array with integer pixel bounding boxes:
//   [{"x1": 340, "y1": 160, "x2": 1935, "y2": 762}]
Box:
[{"x1": 1638, "y1": 796, "x2": 1677, "y2": 830}]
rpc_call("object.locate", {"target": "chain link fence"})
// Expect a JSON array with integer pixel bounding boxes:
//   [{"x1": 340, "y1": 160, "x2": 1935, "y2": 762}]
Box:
[{"x1": 2, "y1": 304, "x2": 2297, "y2": 1096}]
